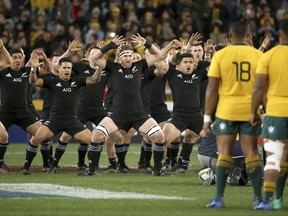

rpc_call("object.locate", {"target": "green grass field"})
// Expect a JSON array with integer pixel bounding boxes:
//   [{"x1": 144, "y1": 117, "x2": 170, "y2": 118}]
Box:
[{"x1": 0, "y1": 143, "x2": 287, "y2": 216}]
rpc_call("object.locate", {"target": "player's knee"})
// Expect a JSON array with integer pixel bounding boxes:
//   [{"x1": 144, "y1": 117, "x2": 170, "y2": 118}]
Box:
[
  {"x1": 92, "y1": 125, "x2": 108, "y2": 142},
  {"x1": 30, "y1": 135, "x2": 43, "y2": 146},
  {"x1": 264, "y1": 140, "x2": 285, "y2": 172},
  {"x1": 146, "y1": 124, "x2": 164, "y2": 143},
  {"x1": 60, "y1": 133, "x2": 72, "y2": 143},
  {"x1": 0, "y1": 130, "x2": 8, "y2": 143}
]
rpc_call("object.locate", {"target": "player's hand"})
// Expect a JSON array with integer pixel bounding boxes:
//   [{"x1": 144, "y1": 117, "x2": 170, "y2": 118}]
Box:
[
  {"x1": 188, "y1": 32, "x2": 202, "y2": 46},
  {"x1": 112, "y1": 35, "x2": 126, "y2": 46},
  {"x1": 251, "y1": 113, "x2": 261, "y2": 127},
  {"x1": 68, "y1": 40, "x2": 82, "y2": 53},
  {"x1": 200, "y1": 122, "x2": 212, "y2": 137}
]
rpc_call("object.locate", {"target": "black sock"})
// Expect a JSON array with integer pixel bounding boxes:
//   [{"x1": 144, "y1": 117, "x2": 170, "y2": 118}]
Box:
[
  {"x1": 153, "y1": 143, "x2": 165, "y2": 171},
  {"x1": 109, "y1": 157, "x2": 117, "y2": 168},
  {"x1": 40, "y1": 140, "x2": 51, "y2": 167},
  {"x1": 115, "y1": 144, "x2": 126, "y2": 167},
  {"x1": 123, "y1": 143, "x2": 130, "y2": 159},
  {"x1": 0, "y1": 142, "x2": 8, "y2": 161},
  {"x1": 165, "y1": 146, "x2": 171, "y2": 164},
  {"x1": 138, "y1": 140, "x2": 146, "y2": 165},
  {"x1": 144, "y1": 143, "x2": 152, "y2": 167},
  {"x1": 170, "y1": 142, "x2": 180, "y2": 167},
  {"x1": 181, "y1": 142, "x2": 194, "y2": 168},
  {"x1": 78, "y1": 142, "x2": 88, "y2": 165},
  {"x1": 53, "y1": 140, "x2": 67, "y2": 167},
  {"x1": 88, "y1": 142, "x2": 103, "y2": 172},
  {"x1": 23, "y1": 143, "x2": 38, "y2": 170}
]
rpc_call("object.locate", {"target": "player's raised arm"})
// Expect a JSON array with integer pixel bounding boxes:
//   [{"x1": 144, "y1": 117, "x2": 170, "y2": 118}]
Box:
[
  {"x1": 29, "y1": 51, "x2": 44, "y2": 87},
  {"x1": 91, "y1": 35, "x2": 125, "y2": 69},
  {"x1": 86, "y1": 65, "x2": 102, "y2": 85}
]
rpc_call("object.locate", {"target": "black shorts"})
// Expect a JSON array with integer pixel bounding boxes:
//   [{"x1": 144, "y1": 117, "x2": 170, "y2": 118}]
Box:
[
  {"x1": 77, "y1": 109, "x2": 107, "y2": 126},
  {"x1": 28, "y1": 104, "x2": 42, "y2": 120},
  {"x1": 0, "y1": 108, "x2": 39, "y2": 130},
  {"x1": 151, "y1": 110, "x2": 171, "y2": 124},
  {"x1": 109, "y1": 111, "x2": 150, "y2": 132},
  {"x1": 41, "y1": 109, "x2": 51, "y2": 122},
  {"x1": 43, "y1": 117, "x2": 87, "y2": 137},
  {"x1": 167, "y1": 111, "x2": 203, "y2": 134}
]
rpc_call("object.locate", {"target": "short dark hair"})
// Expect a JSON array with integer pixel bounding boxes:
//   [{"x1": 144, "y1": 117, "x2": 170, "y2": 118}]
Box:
[
  {"x1": 175, "y1": 53, "x2": 194, "y2": 65},
  {"x1": 84, "y1": 43, "x2": 99, "y2": 55},
  {"x1": 10, "y1": 48, "x2": 24, "y2": 56},
  {"x1": 59, "y1": 57, "x2": 72, "y2": 65},
  {"x1": 230, "y1": 21, "x2": 248, "y2": 39},
  {"x1": 279, "y1": 19, "x2": 288, "y2": 35}
]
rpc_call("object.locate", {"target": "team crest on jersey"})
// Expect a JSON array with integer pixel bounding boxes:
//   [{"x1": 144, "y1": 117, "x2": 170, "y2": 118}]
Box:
[
  {"x1": 219, "y1": 122, "x2": 227, "y2": 130},
  {"x1": 71, "y1": 81, "x2": 77, "y2": 87},
  {"x1": 56, "y1": 82, "x2": 62, "y2": 87},
  {"x1": 21, "y1": 72, "x2": 28, "y2": 77},
  {"x1": 177, "y1": 74, "x2": 183, "y2": 78},
  {"x1": 5, "y1": 73, "x2": 12, "y2": 77},
  {"x1": 84, "y1": 70, "x2": 90, "y2": 74},
  {"x1": 118, "y1": 69, "x2": 123, "y2": 73},
  {"x1": 267, "y1": 125, "x2": 275, "y2": 135},
  {"x1": 132, "y1": 66, "x2": 138, "y2": 73}
]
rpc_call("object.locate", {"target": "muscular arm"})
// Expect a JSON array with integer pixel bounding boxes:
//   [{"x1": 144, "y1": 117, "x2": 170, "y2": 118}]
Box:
[
  {"x1": 86, "y1": 66, "x2": 102, "y2": 85},
  {"x1": 29, "y1": 68, "x2": 44, "y2": 87},
  {"x1": 153, "y1": 61, "x2": 169, "y2": 77},
  {"x1": 0, "y1": 39, "x2": 12, "y2": 64},
  {"x1": 204, "y1": 77, "x2": 220, "y2": 116},
  {"x1": 201, "y1": 77, "x2": 220, "y2": 135},
  {"x1": 251, "y1": 74, "x2": 268, "y2": 125}
]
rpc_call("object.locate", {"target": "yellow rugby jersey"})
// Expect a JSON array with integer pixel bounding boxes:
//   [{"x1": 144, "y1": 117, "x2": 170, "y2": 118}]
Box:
[
  {"x1": 208, "y1": 44, "x2": 262, "y2": 121},
  {"x1": 256, "y1": 45, "x2": 288, "y2": 117}
]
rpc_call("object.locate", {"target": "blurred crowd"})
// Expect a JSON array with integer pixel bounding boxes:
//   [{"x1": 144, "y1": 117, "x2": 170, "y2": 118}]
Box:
[{"x1": 0, "y1": 0, "x2": 287, "y2": 60}]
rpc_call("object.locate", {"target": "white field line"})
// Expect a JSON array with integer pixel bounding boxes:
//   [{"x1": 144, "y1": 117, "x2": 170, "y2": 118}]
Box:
[{"x1": 0, "y1": 183, "x2": 193, "y2": 200}]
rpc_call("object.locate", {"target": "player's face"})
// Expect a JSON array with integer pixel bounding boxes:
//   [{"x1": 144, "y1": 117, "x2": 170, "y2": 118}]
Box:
[
  {"x1": 59, "y1": 61, "x2": 72, "y2": 81},
  {"x1": 51, "y1": 56, "x2": 60, "y2": 73},
  {"x1": 191, "y1": 45, "x2": 204, "y2": 62},
  {"x1": 179, "y1": 57, "x2": 194, "y2": 74},
  {"x1": 11, "y1": 53, "x2": 25, "y2": 71},
  {"x1": 120, "y1": 54, "x2": 134, "y2": 68}
]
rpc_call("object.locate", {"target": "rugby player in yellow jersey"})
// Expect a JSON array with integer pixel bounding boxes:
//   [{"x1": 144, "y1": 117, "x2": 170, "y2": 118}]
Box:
[
  {"x1": 202, "y1": 21, "x2": 263, "y2": 208},
  {"x1": 251, "y1": 19, "x2": 288, "y2": 210}
]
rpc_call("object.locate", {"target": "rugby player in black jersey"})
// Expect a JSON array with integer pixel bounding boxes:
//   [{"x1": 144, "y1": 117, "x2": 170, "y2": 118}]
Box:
[
  {"x1": 21, "y1": 55, "x2": 101, "y2": 175},
  {"x1": 86, "y1": 34, "x2": 171, "y2": 176},
  {"x1": 0, "y1": 47, "x2": 42, "y2": 171},
  {"x1": 162, "y1": 52, "x2": 207, "y2": 171}
]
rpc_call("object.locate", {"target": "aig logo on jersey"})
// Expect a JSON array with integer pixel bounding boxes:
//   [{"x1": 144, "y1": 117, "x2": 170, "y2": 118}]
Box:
[
  {"x1": 63, "y1": 88, "x2": 72, "y2": 92},
  {"x1": 125, "y1": 74, "x2": 134, "y2": 79},
  {"x1": 13, "y1": 78, "x2": 22, "y2": 82},
  {"x1": 267, "y1": 125, "x2": 275, "y2": 135}
]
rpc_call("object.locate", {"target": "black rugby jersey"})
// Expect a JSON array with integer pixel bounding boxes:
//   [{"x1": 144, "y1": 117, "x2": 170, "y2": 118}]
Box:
[
  {"x1": 105, "y1": 59, "x2": 148, "y2": 113},
  {"x1": 39, "y1": 73, "x2": 58, "y2": 115},
  {"x1": 73, "y1": 62, "x2": 109, "y2": 113},
  {"x1": 0, "y1": 67, "x2": 31, "y2": 110},
  {"x1": 150, "y1": 76, "x2": 169, "y2": 112},
  {"x1": 140, "y1": 67, "x2": 156, "y2": 114},
  {"x1": 43, "y1": 76, "x2": 86, "y2": 119},
  {"x1": 165, "y1": 63, "x2": 207, "y2": 112}
]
